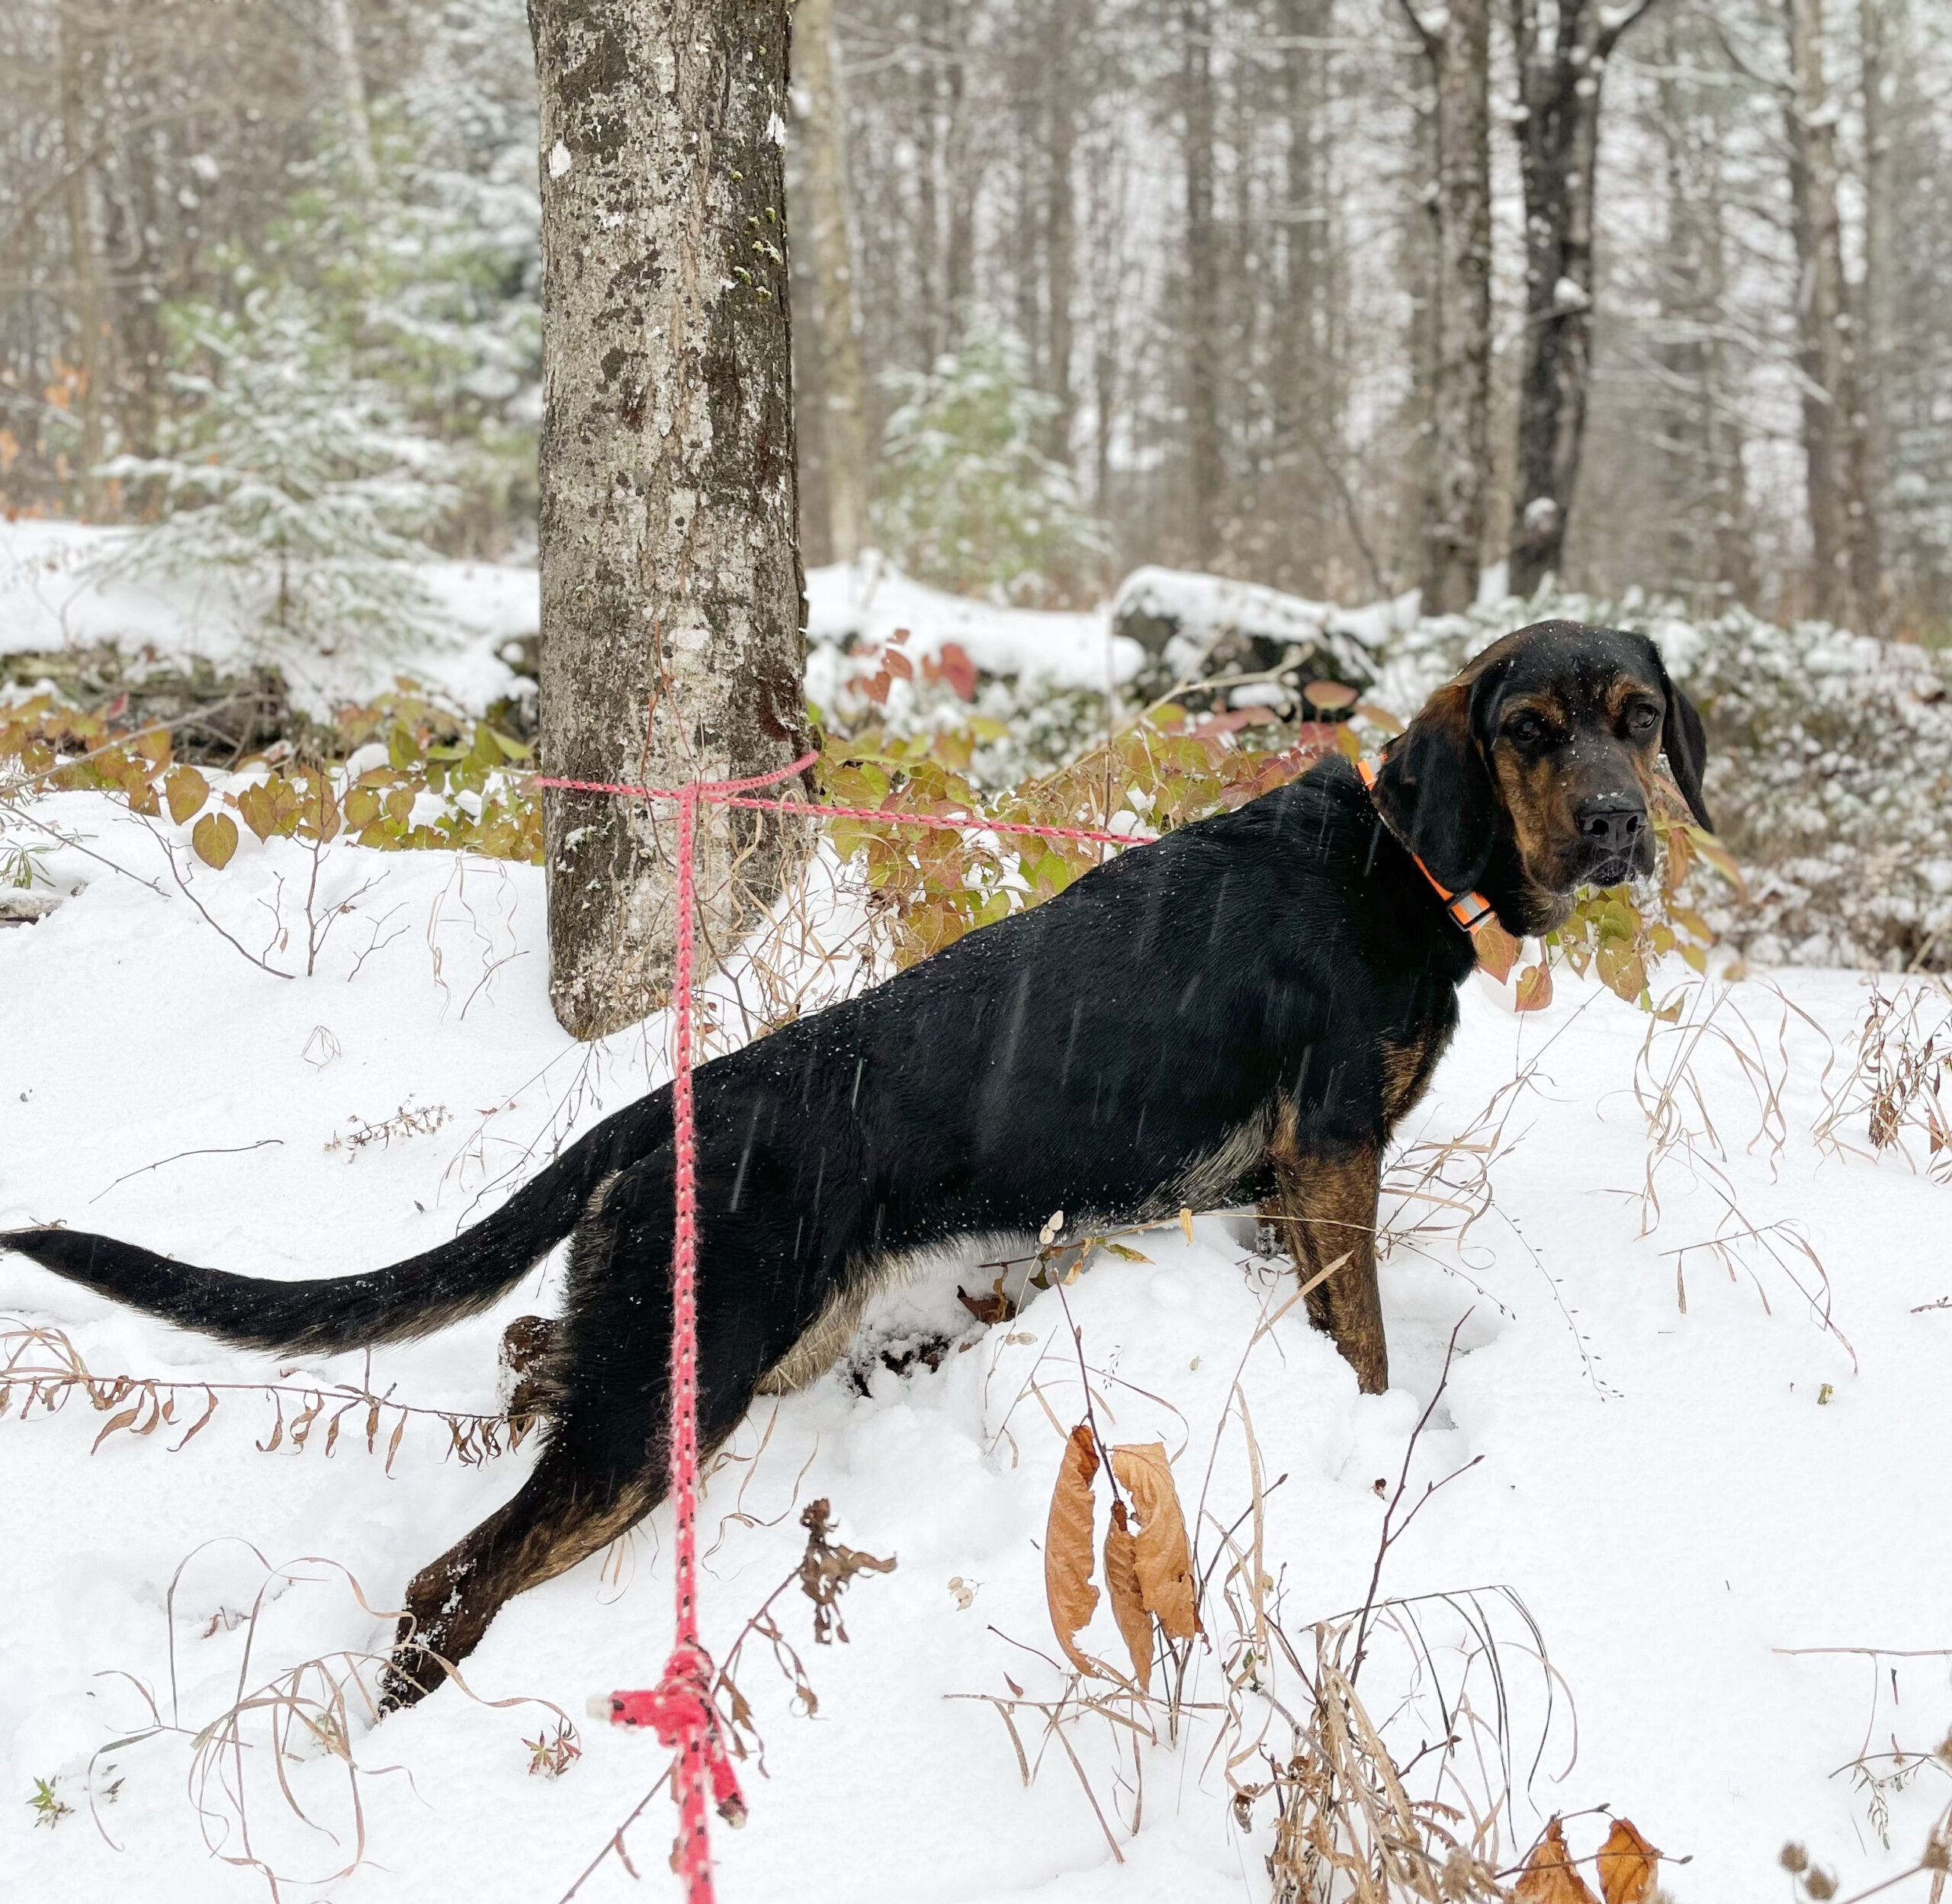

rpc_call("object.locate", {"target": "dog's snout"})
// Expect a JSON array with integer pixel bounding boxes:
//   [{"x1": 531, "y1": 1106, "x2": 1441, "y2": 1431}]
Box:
[{"x1": 1574, "y1": 797, "x2": 1646, "y2": 858}]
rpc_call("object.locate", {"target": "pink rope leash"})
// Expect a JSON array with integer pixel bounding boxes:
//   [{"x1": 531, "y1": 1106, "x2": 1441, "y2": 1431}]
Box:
[
  {"x1": 559, "y1": 746, "x2": 1157, "y2": 1898},
  {"x1": 576, "y1": 752, "x2": 820, "y2": 1901}
]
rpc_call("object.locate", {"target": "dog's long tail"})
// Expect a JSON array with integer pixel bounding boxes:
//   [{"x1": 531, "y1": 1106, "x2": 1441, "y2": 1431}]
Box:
[{"x1": 0, "y1": 1087, "x2": 671, "y2": 1357}]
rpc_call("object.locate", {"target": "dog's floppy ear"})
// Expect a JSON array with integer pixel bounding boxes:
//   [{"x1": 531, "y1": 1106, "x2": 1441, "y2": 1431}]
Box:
[
  {"x1": 1648, "y1": 645, "x2": 1713, "y2": 832},
  {"x1": 1369, "y1": 681, "x2": 1499, "y2": 895}
]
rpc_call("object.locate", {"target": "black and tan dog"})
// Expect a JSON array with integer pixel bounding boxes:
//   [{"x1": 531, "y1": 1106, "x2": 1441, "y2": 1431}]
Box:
[{"x1": 1, "y1": 619, "x2": 1711, "y2": 1703}]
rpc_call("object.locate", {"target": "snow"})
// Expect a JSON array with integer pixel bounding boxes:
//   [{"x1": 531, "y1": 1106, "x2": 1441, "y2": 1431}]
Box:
[
  {"x1": 1107, "y1": 563, "x2": 1404, "y2": 681},
  {"x1": 806, "y1": 551, "x2": 1141, "y2": 692},
  {"x1": 0, "y1": 519, "x2": 534, "y2": 720},
  {"x1": 5, "y1": 775, "x2": 1951, "y2": 1899}
]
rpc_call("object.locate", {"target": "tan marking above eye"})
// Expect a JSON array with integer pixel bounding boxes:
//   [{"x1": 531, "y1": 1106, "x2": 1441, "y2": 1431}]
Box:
[{"x1": 1604, "y1": 676, "x2": 1662, "y2": 722}]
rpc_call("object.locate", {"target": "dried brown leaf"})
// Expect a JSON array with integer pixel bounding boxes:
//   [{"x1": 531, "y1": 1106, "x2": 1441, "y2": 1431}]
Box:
[
  {"x1": 957, "y1": 1282, "x2": 1014, "y2": 1326},
  {"x1": 1595, "y1": 1818, "x2": 1660, "y2": 1904},
  {"x1": 1102, "y1": 1500, "x2": 1152, "y2": 1692},
  {"x1": 171, "y1": 1389, "x2": 219, "y2": 1451},
  {"x1": 1515, "y1": 961, "x2": 1554, "y2": 1013},
  {"x1": 91, "y1": 1404, "x2": 140, "y2": 1452},
  {"x1": 1515, "y1": 1818, "x2": 1601, "y2": 1904},
  {"x1": 1107, "y1": 1442, "x2": 1199, "y2": 1639},
  {"x1": 1045, "y1": 1423, "x2": 1101, "y2": 1674}
]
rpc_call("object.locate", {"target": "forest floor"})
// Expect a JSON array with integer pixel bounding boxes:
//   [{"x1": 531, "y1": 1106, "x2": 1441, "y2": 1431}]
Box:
[{"x1": 4, "y1": 529, "x2": 1951, "y2": 1901}]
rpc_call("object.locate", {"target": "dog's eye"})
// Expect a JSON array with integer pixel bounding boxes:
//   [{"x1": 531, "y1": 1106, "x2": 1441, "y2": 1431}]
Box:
[
  {"x1": 1626, "y1": 702, "x2": 1661, "y2": 736},
  {"x1": 1504, "y1": 712, "x2": 1546, "y2": 747}
]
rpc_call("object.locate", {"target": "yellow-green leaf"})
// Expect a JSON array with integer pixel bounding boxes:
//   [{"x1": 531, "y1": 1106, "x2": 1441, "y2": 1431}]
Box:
[
  {"x1": 163, "y1": 764, "x2": 210, "y2": 825},
  {"x1": 191, "y1": 811, "x2": 239, "y2": 869}
]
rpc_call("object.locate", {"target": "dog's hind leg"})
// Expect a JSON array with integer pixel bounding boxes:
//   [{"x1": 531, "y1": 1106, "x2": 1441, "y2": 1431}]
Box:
[{"x1": 1265, "y1": 1134, "x2": 1388, "y2": 1395}]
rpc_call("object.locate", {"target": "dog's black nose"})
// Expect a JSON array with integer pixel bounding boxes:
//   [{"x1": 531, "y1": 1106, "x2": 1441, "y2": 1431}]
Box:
[{"x1": 1575, "y1": 797, "x2": 1647, "y2": 859}]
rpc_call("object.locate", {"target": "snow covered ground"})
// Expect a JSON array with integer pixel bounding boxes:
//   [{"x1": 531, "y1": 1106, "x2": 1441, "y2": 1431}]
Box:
[
  {"x1": 0, "y1": 521, "x2": 1136, "y2": 712},
  {"x1": 3, "y1": 781, "x2": 1950, "y2": 1902},
  {"x1": 0, "y1": 518, "x2": 537, "y2": 717}
]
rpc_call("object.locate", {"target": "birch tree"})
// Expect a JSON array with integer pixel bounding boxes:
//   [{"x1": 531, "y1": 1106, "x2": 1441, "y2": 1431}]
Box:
[{"x1": 530, "y1": 0, "x2": 814, "y2": 1041}]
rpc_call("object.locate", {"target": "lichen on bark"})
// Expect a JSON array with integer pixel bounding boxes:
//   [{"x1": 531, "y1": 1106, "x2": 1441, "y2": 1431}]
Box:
[{"x1": 531, "y1": 0, "x2": 813, "y2": 1040}]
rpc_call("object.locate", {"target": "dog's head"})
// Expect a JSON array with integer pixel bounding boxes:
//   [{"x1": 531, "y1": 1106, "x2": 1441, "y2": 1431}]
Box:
[{"x1": 1368, "y1": 620, "x2": 1712, "y2": 936}]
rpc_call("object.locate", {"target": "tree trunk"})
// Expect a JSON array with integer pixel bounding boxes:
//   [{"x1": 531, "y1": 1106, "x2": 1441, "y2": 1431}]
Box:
[
  {"x1": 1651, "y1": 11, "x2": 1752, "y2": 612},
  {"x1": 531, "y1": 0, "x2": 814, "y2": 1042},
  {"x1": 942, "y1": 8, "x2": 978, "y2": 348},
  {"x1": 58, "y1": 0, "x2": 107, "y2": 520},
  {"x1": 785, "y1": 133, "x2": 833, "y2": 569},
  {"x1": 1399, "y1": 0, "x2": 1491, "y2": 615},
  {"x1": 323, "y1": 0, "x2": 379, "y2": 193},
  {"x1": 1507, "y1": 0, "x2": 1655, "y2": 597},
  {"x1": 1856, "y1": 0, "x2": 1896, "y2": 629},
  {"x1": 1182, "y1": 0, "x2": 1221, "y2": 567},
  {"x1": 1783, "y1": 0, "x2": 1879, "y2": 630},
  {"x1": 794, "y1": 0, "x2": 870, "y2": 563},
  {"x1": 1042, "y1": 0, "x2": 1078, "y2": 466}
]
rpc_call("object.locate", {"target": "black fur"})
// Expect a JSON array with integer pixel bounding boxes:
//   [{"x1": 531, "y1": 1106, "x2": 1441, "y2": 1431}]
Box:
[{"x1": 0, "y1": 619, "x2": 1709, "y2": 1701}]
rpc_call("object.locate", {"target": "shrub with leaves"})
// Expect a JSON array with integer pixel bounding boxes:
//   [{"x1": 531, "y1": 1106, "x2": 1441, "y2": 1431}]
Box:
[
  {"x1": 1, "y1": 682, "x2": 541, "y2": 873},
  {"x1": 820, "y1": 701, "x2": 1334, "y2": 968}
]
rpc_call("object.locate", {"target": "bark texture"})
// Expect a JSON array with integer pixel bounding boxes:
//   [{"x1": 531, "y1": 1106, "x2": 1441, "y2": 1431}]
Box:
[
  {"x1": 1400, "y1": 0, "x2": 1491, "y2": 615},
  {"x1": 793, "y1": 0, "x2": 870, "y2": 562},
  {"x1": 1507, "y1": 0, "x2": 1653, "y2": 597},
  {"x1": 531, "y1": 0, "x2": 813, "y2": 1042}
]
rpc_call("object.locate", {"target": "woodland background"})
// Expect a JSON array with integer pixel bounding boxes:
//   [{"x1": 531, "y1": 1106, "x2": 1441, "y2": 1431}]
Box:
[{"x1": 2, "y1": 0, "x2": 1949, "y2": 640}]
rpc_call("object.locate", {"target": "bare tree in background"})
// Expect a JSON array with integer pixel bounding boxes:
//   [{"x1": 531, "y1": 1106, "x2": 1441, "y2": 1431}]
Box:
[
  {"x1": 1780, "y1": 0, "x2": 1883, "y2": 630},
  {"x1": 531, "y1": 0, "x2": 813, "y2": 1041},
  {"x1": 1857, "y1": 0, "x2": 1896, "y2": 537},
  {"x1": 795, "y1": 0, "x2": 871, "y2": 563},
  {"x1": 56, "y1": 0, "x2": 108, "y2": 519},
  {"x1": 323, "y1": 0, "x2": 378, "y2": 192},
  {"x1": 1398, "y1": 0, "x2": 1491, "y2": 614},
  {"x1": 1647, "y1": 7, "x2": 1753, "y2": 612},
  {"x1": 1040, "y1": 0, "x2": 1080, "y2": 464},
  {"x1": 10, "y1": 0, "x2": 1952, "y2": 636},
  {"x1": 1181, "y1": 0, "x2": 1222, "y2": 567},
  {"x1": 1507, "y1": 0, "x2": 1657, "y2": 596}
]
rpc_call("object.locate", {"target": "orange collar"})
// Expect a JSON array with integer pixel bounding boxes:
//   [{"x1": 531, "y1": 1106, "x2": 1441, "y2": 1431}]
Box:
[{"x1": 1356, "y1": 758, "x2": 1499, "y2": 940}]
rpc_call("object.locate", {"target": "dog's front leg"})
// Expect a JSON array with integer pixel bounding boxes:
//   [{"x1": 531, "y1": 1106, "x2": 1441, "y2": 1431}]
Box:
[{"x1": 1263, "y1": 1140, "x2": 1387, "y2": 1394}]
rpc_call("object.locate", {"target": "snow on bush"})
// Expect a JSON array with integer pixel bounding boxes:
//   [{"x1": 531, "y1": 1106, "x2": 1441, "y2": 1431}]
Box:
[{"x1": 1109, "y1": 562, "x2": 1398, "y2": 686}]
